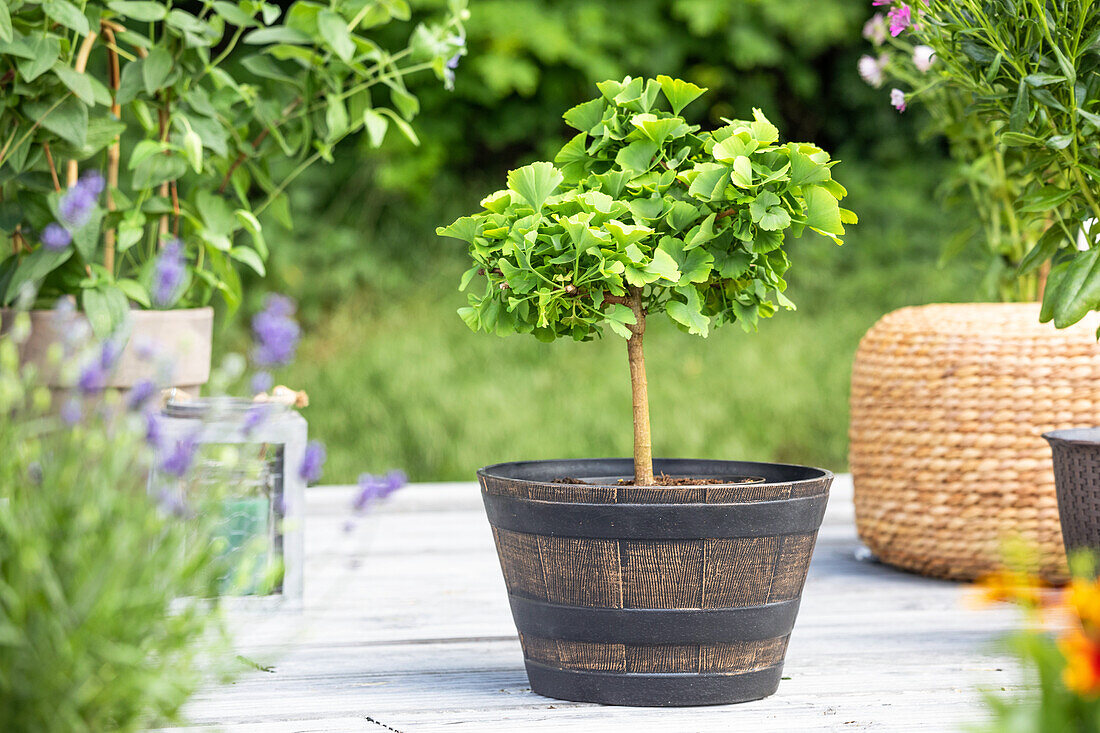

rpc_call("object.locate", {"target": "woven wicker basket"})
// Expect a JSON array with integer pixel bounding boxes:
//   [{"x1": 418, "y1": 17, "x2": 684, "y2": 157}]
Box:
[{"x1": 849, "y1": 303, "x2": 1100, "y2": 581}]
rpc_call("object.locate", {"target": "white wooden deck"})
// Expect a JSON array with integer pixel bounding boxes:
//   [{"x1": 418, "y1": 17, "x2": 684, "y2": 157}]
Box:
[{"x1": 165, "y1": 476, "x2": 1025, "y2": 732}]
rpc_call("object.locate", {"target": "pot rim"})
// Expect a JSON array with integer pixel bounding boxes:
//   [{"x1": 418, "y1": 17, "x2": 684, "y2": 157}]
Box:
[
  {"x1": 478, "y1": 457, "x2": 832, "y2": 490},
  {"x1": 1043, "y1": 427, "x2": 1100, "y2": 446}
]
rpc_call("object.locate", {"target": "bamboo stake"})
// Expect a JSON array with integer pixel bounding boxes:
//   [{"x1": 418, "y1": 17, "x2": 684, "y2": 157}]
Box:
[
  {"x1": 101, "y1": 22, "x2": 122, "y2": 274},
  {"x1": 66, "y1": 31, "x2": 99, "y2": 187}
]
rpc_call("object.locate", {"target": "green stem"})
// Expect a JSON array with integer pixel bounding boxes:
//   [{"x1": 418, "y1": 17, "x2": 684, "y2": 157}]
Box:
[
  {"x1": 0, "y1": 95, "x2": 71, "y2": 169},
  {"x1": 254, "y1": 150, "x2": 323, "y2": 216}
]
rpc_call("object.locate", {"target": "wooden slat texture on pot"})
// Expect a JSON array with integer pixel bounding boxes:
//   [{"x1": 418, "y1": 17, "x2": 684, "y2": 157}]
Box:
[
  {"x1": 538, "y1": 536, "x2": 623, "y2": 608},
  {"x1": 621, "y1": 540, "x2": 703, "y2": 609},
  {"x1": 519, "y1": 634, "x2": 790, "y2": 674},
  {"x1": 699, "y1": 536, "x2": 780, "y2": 608}
]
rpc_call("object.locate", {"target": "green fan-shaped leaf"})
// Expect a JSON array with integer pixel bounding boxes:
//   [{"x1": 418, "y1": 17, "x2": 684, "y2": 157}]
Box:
[
  {"x1": 507, "y1": 162, "x2": 563, "y2": 211},
  {"x1": 656, "y1": 75, "x2": 707, "y2": 115}
]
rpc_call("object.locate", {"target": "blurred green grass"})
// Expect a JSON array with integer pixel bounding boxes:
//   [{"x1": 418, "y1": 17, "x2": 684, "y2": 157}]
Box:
[{"x1": 269, "y1": 157, "x2": 981, "y2": 483}]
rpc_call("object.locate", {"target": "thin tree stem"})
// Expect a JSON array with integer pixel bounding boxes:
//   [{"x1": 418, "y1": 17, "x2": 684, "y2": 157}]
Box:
[{"x1": 625, "y1": 286, "x2": 654, "y2": 485}]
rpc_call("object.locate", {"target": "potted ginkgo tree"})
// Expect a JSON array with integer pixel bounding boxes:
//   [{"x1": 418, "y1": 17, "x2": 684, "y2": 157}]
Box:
[{"x1": 438, "y1": 76, "x2": 854, "y2": 707}]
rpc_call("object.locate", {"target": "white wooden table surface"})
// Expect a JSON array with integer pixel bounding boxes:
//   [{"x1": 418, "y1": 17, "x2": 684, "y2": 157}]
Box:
[{"x1": 164, "y1": 475, "x2": 1024, "y2": 733}]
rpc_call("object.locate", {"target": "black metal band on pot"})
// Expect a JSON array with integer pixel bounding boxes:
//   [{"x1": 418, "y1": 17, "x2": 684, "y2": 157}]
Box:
[
  {"x1": 482, "y1": 492, "x2": 828, "y2": 540},
  {"x1": 508, "y1": 594, "x2": 800, "y2": 644}
]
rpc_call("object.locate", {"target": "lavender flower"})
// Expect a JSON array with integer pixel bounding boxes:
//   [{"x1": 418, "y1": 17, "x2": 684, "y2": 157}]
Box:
[
  {"x1": 145, "y1": 412, "x2": 164, "y2": 449},
  {"x1": 353, "y1": 473, "x2": 383, "y2": 512},
  {"x1": 41, "y1": 223, "x2": 72, "y2": 251},
  {"x1": 77, "y1": 362, "x2": 107, "y2": 394},
  {"x1": 352, "y1": 469, "x2": 407, "y2": 512},
  {"x1": 380, "y1": 469, "x2": 407, "y2": 499},
  {"x1": 58, "y1": 172, "x2": 104, "y2": 229},
  {"x1": 299, "y1": 440, "x2": 326, "y2": 483},
  {"x1": 250, "y1": 371, "x2": 273, "y2": 395},
  {"x1": 242, "y1": 403, "x2": 268, "y2": 437},
  {"x1": 60, "y1": 398, "x2": 82, "y2": 425},
  {"x1": 152, "y1": 239, "x2": 186, "y2": 308},
  {"x1": 159, "y1": 435, "x2": 198, "y2": 477},
  {"x1": 127, "y1": 379, "x2": 158, "y2": 411},
  {"x1": 251, "y1": 294, "x2": 300, "y2": 367}
]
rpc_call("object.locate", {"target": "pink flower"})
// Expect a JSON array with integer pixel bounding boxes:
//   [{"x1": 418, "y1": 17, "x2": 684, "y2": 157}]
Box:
[
  {"x1": 863, "y1": 13, "x2": 888, "y2": 46},
  {"x1": 913, "y1": 45, "x2": 935, "y2": 72},
  {"x1": 858, "y1": 54, "x2": 888, "y2": 87},
  {"x1": 871, "y1": 0, "x2": 892, "y2": 5},
  {"x1": 887, "y1": 4, "x2": 912, "y2": 35},
  {"x1": 890, "y1": 88, "x2": 907, "y2": 112}
]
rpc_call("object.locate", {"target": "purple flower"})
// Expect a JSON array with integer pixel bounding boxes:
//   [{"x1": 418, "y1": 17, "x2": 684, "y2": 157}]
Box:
[
  {"x1": 160, "y1": 434, "x2": 198, "y2": 477},
  {"x1": 444, "y1": 51, "x2": 462, "y2": 91},
  {"x1": 127, "y1": 379, "x2": 158, "y2": 411},
  {"x1": 153, "y1": 239, "x2": 186, "y2": 308},
  {"x1": 380, "y1": 469, "x2": 407, "y2": 498},
  {"x1": 145, "y1": 412, "x2": 164, "y2": 449},
  {"x1": 81, "y1": 171, "x2": 105, "y2": 196},
  {"x1": 352, "y1": 469, "x2": 406, "y2": 512},
  {"x1": 250, "y1": 371, "x2": 273, "y2": 395},
  {"x1": 353, "y1": 473, "x2": 384, "y2": 512},
  {"x1": 299, "y1": 440, "x2": 326, "y2": 483},
  {"x1": 251, "y1": 294, "x2": 300, "y2": 367},
  {"x1": 58, "y1": 172, "x2": 103, "y2": 229},
  {"x1": 77, "y1": 362, "x2": 107, "y2": 394},
  {"x1": 242, "y1": 403, "x2": 268, "y2": 436},
  {"x1": 890, "y1": 88, "x2": 908, "y2": 112},
  {"x1": 99, "y1": 337, "x2": 123, "y2": 370},
  {"x1": 887, "y1": 4, "x2": 911, "y2": 36},
  {"x1": 41, "y1": 223, "x2": 72, "y2": 251},
  {"x1": 60, "y1": 398, "x2": 82, "y2": 425}
]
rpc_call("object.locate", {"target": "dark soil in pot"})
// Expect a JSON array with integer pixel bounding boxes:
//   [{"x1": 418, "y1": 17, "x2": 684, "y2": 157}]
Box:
[{"x1": 478, "y1": 457, "x2": 832, "y2": 707}]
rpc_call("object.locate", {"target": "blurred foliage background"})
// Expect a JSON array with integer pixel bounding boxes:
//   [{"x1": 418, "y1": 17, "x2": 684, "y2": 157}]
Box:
[{"x1": 224, "y1": 0, "x2": 983, "y2": 482}]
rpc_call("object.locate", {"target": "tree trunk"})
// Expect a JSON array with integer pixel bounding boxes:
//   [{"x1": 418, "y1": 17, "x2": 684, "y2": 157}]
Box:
[{"x1": 626, "y1": 287, "x2": 654, "y2": 485}]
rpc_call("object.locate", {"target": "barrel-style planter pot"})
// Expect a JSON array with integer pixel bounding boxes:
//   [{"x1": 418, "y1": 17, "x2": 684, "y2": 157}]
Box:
[
  {"x1": 1044, "y1": 428, "x2": 1100, "y2": 559},
  {"x1": 850, "y1": 303, "x2": 1100, "y2": 581},
  {"x1": 1, "y1": 306, "x2": 213, "y2": 393},
  {"x1": 478, "y1": 458, "x2": 832, "y2": 707}
]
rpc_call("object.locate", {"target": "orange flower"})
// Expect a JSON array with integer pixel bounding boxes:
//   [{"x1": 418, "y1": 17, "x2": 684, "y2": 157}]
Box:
[
  {"x1": 1065, "y1": 577, "x2": 1100, "y2": 635},
  {"x1": 1060, "y1": 628, "x2": 1100, "y2": 698},
  {"x1": 972, "y1": 569, "x2": 1044, "y2": 609}
]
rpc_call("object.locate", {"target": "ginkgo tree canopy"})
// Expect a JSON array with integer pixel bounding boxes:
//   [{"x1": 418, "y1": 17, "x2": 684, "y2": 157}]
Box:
[{"x1": 438, "y1": 75, "x2": 855, "y2": 343}]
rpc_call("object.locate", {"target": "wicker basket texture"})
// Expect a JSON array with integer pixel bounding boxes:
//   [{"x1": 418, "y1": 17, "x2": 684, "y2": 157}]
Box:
[{"x1": 849, "y1": 303, "x2": 1100, "y2": 581}]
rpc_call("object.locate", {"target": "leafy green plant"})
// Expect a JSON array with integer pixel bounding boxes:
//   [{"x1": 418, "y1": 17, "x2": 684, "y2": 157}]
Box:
[
  {"x1": 859, "y1": 6, "x2": 1047, "y2": 302},
  {"x1": 0, "y1": 314, "x2": 233, "y2": 731},
  {"x1": 438, "y1": 76, "x2": 854, "y2": 483},
  {"x1": 0, "y1": 0, "x2": 466, "y2": 334},
  {"x1": 886, "y1": 0, "x2": 1100, "y2": 328}
]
